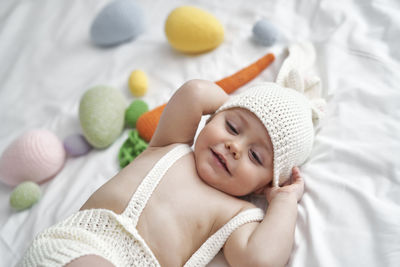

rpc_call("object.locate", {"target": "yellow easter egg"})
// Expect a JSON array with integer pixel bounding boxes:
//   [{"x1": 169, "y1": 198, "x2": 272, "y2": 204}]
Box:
[
  {"x1": 165, "y1": 6, "x2": 224, "y2": 53},
  {"x1": 129, "y1": 69, "x2": 148, "y2": 97}
]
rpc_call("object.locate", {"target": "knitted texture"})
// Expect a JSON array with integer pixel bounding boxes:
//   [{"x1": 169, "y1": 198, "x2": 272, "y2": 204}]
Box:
[
  {"x1": 118, "y1": 130, "x2": 148, "y2": 168},
  {"x1": 125, "y1": 99, "x2": 149, "y2": 128},
  {"x1": 21, "y1": 144, "x2": 264, "y2": 266},
  {"x1": 0, "y1": 129, "x2": 66, "y2": 186},
  {"x1": 215, "y1": 42, "x2": 326, "y2": 187},
  {"x1": 21, "y1": 209, "x2": 160, "y2": 267},
  {"x1": 136, "y1": 103, "x2": 167, "y2": 142},
  {"x1": 90, "y1": 0, "x2": 145, "y2": 47}
]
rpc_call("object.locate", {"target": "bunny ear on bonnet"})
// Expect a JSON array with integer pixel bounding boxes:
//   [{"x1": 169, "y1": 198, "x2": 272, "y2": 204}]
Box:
[{"x1": 276, "y1": 42, "x2": 327, "y2": 126}]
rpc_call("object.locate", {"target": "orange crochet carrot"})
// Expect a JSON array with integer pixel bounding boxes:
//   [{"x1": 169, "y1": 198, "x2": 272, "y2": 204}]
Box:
[
  {"x1": 215, "y1": 52, "x2": 275, "y2": 94},
  {"x1": 137, "y1": 53, "x2": 275, "y2": 142}
]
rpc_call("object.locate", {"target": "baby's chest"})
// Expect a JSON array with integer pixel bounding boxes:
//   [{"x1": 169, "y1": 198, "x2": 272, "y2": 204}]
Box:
[
  {"x1": 137, "y1": 184, "x2": 221, "y2": 265},
  {"x1": 134, "y1": 151, "x2": 244, "y2": 264}
]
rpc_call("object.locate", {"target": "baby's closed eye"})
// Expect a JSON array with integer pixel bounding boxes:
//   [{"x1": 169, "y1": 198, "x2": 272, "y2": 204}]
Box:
[
  {"x1": 249, "y1": 149, "x2": 262, "y2": 165},
  {"x1": 226, "y1": 120, "x2": 238, "y2": 135}
]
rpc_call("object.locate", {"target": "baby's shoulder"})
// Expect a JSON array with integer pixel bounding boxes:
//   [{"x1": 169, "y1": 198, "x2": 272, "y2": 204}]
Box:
[
  {"x1": 214, "y1": 195, "x2": 259, "y2": 225},
  {"x1": 232, "y1": 198, "x2": 259, "y2": 215},
  {"x1": 138, "y1": 142, "x2": 189, "y2": 160},
  {"x1": 145, "y1": 142, "x2": 187, "y2": 152}
]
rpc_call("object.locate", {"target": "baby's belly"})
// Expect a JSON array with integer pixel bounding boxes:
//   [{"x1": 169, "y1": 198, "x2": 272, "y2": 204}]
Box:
[{"x1": 137, "y1": 193, "x2": 216, "y2": 266}]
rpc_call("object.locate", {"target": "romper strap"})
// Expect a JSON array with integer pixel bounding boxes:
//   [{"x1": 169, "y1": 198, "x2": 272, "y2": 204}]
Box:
[
  {"x1": 184, "y1": 208, "x2": 265, "y2": 267},
  {"x1": 122, "y1": 144, "x2": 192, "y2": 226}
]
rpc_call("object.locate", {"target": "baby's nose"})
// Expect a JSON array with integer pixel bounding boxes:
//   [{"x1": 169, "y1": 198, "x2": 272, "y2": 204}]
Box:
[{"x1": 225, "y1": 142, "x2": 240, "y2": 160}]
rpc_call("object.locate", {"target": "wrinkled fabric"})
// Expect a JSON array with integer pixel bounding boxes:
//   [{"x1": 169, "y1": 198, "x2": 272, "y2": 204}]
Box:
[{"x1": 1, "y1": 0, "x2": 399, "y2": 266}]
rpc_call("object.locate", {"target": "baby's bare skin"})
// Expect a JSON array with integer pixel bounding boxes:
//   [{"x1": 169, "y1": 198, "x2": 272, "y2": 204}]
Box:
[{"x1": 79, "y1": 144, "x2": 251, "y2": 266}]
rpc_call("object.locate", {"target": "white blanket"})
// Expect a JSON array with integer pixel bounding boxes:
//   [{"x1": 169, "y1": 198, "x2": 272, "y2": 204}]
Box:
[{"x1": 1, "y1": 0, "x2": 399, "y2": 266}]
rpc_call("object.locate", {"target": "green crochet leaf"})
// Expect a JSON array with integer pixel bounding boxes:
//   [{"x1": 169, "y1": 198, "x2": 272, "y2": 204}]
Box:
[{"x1": 118, "y1": 130, "x2": 148, "y2": 168}]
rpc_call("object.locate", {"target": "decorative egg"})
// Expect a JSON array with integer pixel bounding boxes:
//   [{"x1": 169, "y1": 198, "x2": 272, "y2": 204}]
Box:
[
  {"x1": 165, "y1": 6, "x2": 224, "y2": 53},
  {"x1": 0, "y1": 129, "x2": 66, "y2": 186},
  {"x1": 252, "y1": 19, "x2": 279, "y2": 46},
  {"x1": 125, "y1": 99, "x2": 149, "y2": 128},
  {"x1": 90, "y1": 0, "x2": 146, "y2": 47},
  {"x1": 129, "y1": 70, "x2": 148, "y2": 97},
  {"x1": 10, "y1": 181, "x2": 41, "y2": 211},
  {"x1": 79, "y1": 86, "x2": 128, "y2": 148},
  {"x1": 63, "y1": 134, "x2": 93, "y2": 157}
]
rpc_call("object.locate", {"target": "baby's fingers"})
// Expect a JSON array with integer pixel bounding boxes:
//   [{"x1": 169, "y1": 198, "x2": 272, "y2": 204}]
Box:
[
  {"x1": 291, "y1": 167, "x2": 305, "y2": 201},
  {"x1": 291, "y1": 167, "x2": 303, "y2": 184}
]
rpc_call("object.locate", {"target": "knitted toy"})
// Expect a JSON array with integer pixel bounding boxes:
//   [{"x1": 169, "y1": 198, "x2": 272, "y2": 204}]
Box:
[
  {"x1": 79, "y1": 85, "x2": 128, "y2": 149},
  {"x1": 165, "y1": 6, "x2": 224, "y2": 53},
  {"x1": 0, "y1": 129, "x2": 66, "y2": 186},
  {"x1": 129, "y1": 70, "x2": 148, "y2": 97},
  {"x1": 118, "y1": 130, "x2": 148, "y2": 168},
  {"x1": 90, "y1": 0, "x2": 146, "y2": 47},
  {"x1": 136, "y1": 52, "x2": 275, "y2": 142},
  {"x1": 125, "y1": 99, "x2": 149, "y2": 128},
  {"x1": 252, "y1": 19, "x2": 279, "y2": 46},
  {"x1": 10, "y1": 181, "x2": 41, "y2": 211},
  {"x1": 63, "y1": 134, "x2": 93, "y2": 157}
]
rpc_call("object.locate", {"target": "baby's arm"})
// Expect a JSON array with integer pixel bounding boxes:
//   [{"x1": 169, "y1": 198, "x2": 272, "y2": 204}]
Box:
[
  {"x1": 224, "y1": 167, "x2": 304, "y2": 267},
  {"x1": 149, "y1": 79, "x2": 229, "y2": 147}
]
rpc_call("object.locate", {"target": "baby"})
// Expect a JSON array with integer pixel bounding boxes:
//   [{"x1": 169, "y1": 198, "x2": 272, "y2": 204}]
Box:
[{"x1": 22, "y1": 43, "x2": 323, "y2": 267}]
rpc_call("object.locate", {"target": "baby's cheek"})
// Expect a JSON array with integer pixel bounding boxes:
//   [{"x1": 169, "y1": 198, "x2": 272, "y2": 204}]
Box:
[
  {"x1": 247, "y1": 166, "x2": 271, "y2": 187},
  {"x1": 196, "y1": 159, "x2": 212, "y2": 182}
]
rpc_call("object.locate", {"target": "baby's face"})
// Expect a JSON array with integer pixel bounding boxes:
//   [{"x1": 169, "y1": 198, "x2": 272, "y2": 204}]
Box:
[{"x1": 194, "y1": 108, "x2": 273, "y2": 196}]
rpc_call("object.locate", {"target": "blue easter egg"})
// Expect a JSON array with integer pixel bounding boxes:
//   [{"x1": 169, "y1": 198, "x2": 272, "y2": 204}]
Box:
[
  {"x1": 90, "y1": 0, "x2": 146, "y2": 47},
  {"x1": 252, "y1": 19, "x2": 279, "y2": 46}
]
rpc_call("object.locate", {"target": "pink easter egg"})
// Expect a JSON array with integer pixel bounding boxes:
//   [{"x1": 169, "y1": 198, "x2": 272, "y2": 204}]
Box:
[{"x1": 0, "y1": 129, "x2": 66, "y2": 186}]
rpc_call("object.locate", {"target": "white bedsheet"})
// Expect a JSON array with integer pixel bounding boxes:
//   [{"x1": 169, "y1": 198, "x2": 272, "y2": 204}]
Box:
[{"x1": 1, "y1": 0, "x2": 400, "y2": 266}]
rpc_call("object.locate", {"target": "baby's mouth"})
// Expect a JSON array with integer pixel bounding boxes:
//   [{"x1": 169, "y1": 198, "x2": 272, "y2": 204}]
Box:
[{"x1": 211, "y1": 149, "x2": 231, "y2": 175}]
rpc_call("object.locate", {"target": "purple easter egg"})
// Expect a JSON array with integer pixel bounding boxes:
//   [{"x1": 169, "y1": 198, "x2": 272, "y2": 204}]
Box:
[{"x1": 63, "y1": 134, "x2": 92, "y2": 157}]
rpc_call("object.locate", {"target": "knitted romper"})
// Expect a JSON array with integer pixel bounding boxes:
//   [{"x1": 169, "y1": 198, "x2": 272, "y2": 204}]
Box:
[{"x1": 21, "y1": 144, "x2": 264, "y2": 267}]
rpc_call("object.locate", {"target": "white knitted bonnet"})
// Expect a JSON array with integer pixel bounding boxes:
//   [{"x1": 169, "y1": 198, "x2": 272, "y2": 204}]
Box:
[{"x1": 216, "y1": 42, "x2": 326, "y2": 187}]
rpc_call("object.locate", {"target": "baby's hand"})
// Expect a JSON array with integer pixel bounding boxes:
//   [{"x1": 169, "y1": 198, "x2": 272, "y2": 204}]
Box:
[{"x1": 265, "y1": 167, "x2": 304, "y2": 203}]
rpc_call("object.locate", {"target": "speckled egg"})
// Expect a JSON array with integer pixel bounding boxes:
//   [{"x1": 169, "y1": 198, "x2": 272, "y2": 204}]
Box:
[
  {"x1": 165, "y1": 6, "x2": 224, "y2": 53},
  {"x1": 10, "y1": 181, "x2": 41, "y2": 211},
  {"x1": 79, "y1": 85, "x2": 128, "y2": 149},
  {"x1": 90, "y1": 0, "x2": 146, "y2": 47},
  {"x1": 0, "y1": 129, "x2": 66, "y2": 186}
]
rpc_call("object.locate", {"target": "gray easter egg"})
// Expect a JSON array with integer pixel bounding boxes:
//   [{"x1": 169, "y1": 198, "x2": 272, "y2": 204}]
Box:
[
  {"x1": 90, "y1": 0, "x2": 146, "y2": 47},
  {"x1": 252, "y1": 19, "x2": 279, "y2": 46}
]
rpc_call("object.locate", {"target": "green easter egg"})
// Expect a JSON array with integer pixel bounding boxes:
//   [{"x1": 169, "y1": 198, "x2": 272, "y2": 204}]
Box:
[
  {"x1": 125, "y1": 99, "x2": 149, "y2": 127},
  {"x1": 79, "y1": 86, "x2": 128, "y2": 148},
  {"x1": 10, "y1": 181, "x2": 41, "y2": 211}
]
